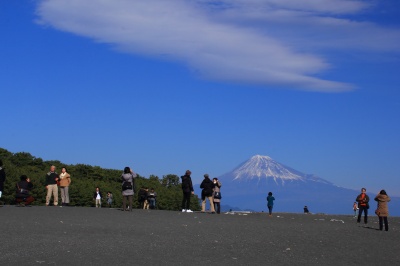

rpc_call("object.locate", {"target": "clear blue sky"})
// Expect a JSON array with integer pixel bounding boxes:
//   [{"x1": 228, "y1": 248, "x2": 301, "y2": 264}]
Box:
[{"x1": 1, "y1": 0, "x2": 399, "y2": 195}]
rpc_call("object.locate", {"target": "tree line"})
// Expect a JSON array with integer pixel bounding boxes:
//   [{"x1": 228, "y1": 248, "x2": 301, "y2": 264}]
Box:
[{"x1": 0, "y1": 148, "x2": 200, "y2": 210}]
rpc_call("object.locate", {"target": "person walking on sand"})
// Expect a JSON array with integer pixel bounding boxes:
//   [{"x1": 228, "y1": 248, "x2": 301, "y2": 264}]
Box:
[
  {"x1": 200, "y1": 174, "x2": 215, "y2": 214},
  {"x1": 356, "y1": 187, "x2": 370, "y2": 224},
  {"x1": 266, "y1": 192, "x2": 275, "y2": 216},
  {"x1": 212, "y1": 178, "x2": 222, "y2": 214},
  {"x1": 181, "y1": 170, "x2": 194, "y2": 213},
  {"x1": 59, "y1": 167, "x2": 71, "y2": 207},
  {"x1": 45, "y1": 165, "x2": 59, "y2": 206},
  {"x1": 374, "y1": 190, "x2": 391, "y2": 231}
]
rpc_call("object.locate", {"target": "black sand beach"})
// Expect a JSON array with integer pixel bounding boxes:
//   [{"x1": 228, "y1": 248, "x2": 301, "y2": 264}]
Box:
[{"x1": 1, "y1": 206, "x2": 399, "y2": 265}]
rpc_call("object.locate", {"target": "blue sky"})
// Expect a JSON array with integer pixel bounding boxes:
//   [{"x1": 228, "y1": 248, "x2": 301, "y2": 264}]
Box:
[{"x1": 1, "y1": 0, "x2": 400, "y2": 195}]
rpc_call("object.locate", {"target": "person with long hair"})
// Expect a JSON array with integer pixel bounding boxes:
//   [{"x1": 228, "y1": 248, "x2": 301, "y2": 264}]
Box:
[
  {"x1": 121, "y1": 166, "x2": 136, "y2": 211},
  {"x1": 59, "y1": 167, "x2": 71, "y2": 206},
  {"x1": 374, "y1": 190, "x2": 391, "y2": 231}
]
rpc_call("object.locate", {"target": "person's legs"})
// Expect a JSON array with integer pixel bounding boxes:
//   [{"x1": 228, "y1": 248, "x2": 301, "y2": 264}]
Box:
[
  {"x1": 201, "y1": 198, "x2": 206, "y2": 212},
  {"x1": 214, "y1": 202, "x2": 220, "y2": 214},
  {"x1": 46, "y1": 186, "x2": 53, "y2": 205},
  {"x1": 379, "y1": 216, "x2": 383, "y2": 230},
  {"x1": 364, "y1": 208, "x2": 368, "y2": 224},
  {"x1": 128, "y1": 195, "x2": 133, "y2": 211},
  {"x1": 51, "y1": 185, "x2": 58, "y2": 206},
  {"x1": 122, "y1": 196, "x2": 127, "y2": 211},
  {"x1": 64, "y1": 186, "x2": 69, "y2": 204},
  {"x1": 208, "y1": 196, "x2": 215, "y2": 212},
  {"x1": 60, "y1": 187, "x2": 65, "y2": 205},
  {"x1": 268, "y1": 206, "x2": 273, "y2": 215},
  {"x1": 25, "y1": 196, "x2": 34, "y2": 205},
  {"x1": 357, "y1": 207, "x2": 364, "y2": 223},
  {"x1": 384, "y1": 217, "x2": 389, "y2": 231}
]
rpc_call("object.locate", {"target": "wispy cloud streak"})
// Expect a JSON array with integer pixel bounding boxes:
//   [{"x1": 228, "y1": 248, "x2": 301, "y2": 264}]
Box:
[{"x1": 36, "y1": 0, "x2": 400, "y2": 92}]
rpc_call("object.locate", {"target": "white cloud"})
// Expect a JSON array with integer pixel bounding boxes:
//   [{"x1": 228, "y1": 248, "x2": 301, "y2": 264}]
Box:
[{"x1": 36, "y1": 0, "x2": 400, "y2": 92}]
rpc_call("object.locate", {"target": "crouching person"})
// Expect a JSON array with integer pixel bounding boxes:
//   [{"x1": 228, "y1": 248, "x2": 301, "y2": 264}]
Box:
[{"x1": 16, "y1": 175, "x2": 34, "y2": 206}]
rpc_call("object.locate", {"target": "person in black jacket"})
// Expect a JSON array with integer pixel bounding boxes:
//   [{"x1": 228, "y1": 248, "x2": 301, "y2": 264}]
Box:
[
  {"x1": 181, "y1": 170, "x2": 194, "y2": 212},
  {"x1": 200, "y1": 174, "x2": 215, "y2": 213},
  {"x1": 45, "y1": 165, "x2": 59, "y2": 206},
  {"x1": 16, "y1": 175, "x2": 34, "y2": 206},
  {"x1": 0, "y1": 159, "x2": 5, "y2": 199}
]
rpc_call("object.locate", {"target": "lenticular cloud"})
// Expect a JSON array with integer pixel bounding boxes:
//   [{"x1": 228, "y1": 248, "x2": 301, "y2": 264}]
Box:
[{"x1": 35, "y1": 0, "x2": 397, "y2": 92}]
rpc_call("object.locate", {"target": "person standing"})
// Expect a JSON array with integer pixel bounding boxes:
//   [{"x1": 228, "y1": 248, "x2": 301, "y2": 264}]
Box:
[
  {"x1": 45, "y1": 165, "x2": 59, "y2": 206},
  {"x1": 59, "y1": 167, "x2": 71, "y2": 207},
  {"x1": 147, "y1": 188, "x2": 157, "y2": 209},
  {"x1": 181, "y1": 170, "x2": 194, "y2": 213},
  {"x1": 93, "y1": 187, "x2": 102, "y2": 208},
  {"x1": 212, "y1": 178, "x2": 222, "y2": 214},
  {"x1": 16, "y1": 175, "x2": 34, "y2": 206},
  {"x1": 121, "y1": 167, "x2": 136, "y2": 211},
  {"x1": 200, "y1": 174, "x2": 215, "y2": 213},
  {"x1": 374, "y1": 190, "x2": 391, "y2": 231},
  {"x1": 353, "y1": 202, "x2": 359, "y2": 217},
  {"x1": 106, "y1": 192, "x2": 113, "y2": 208},
  {"x1": 356, "y1": 187, "x2": 370, "y2": 224},
  {"x1": 0, "y1": 159, "x2": 5, "y2": 199},
  {"x1": 266, "y1": 192, "x2": 275, "y2": 216}
]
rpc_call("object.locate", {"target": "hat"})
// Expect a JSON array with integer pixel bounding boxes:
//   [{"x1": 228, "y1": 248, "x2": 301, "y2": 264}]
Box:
[{"x1": 204, "y1": 174, "x2": 209, "y2": 178}]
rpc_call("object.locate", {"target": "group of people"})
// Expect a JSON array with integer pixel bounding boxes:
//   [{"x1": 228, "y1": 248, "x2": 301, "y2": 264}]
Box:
[
  {"x1": 180, "y1": 171, "x2": 223, "y2": 214},
  {"x1": 138, "y1": 187, "x2": 157, "y2": 210},
  {"x1": 12, "y1": 165, "x2": 72, "y2": 207},
  {"x1": 355, "y1": 187, "x2": 391, "y2": 231}
]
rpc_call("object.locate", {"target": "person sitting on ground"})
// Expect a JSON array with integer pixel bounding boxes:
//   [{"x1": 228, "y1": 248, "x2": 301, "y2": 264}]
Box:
[
  {"x1": 147, "y1": 188, "x2": 157, "y2": 209},
  {"x1": 16, "y1": 175, "x2": 34, "y2": 206},
  {"x1": 304, "y1": 206, "x2": 310, "y2": 214}
]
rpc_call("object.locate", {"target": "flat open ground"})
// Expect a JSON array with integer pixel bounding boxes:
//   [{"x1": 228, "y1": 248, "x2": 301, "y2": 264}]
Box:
[{"x1": 1, "y1": 206, "x2": 399, "y2": 265}]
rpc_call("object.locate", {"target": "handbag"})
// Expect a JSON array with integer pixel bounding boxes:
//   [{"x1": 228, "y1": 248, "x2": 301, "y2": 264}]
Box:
[
  {"x1": 214, "y1": 191, "x2": 222, "y2": 199},
  {"x1": 122, "y1": 181, "x2": 133, "y2": 191}
]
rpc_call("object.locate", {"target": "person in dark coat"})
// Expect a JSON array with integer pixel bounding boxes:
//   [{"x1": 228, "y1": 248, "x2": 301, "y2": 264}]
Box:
[
  {"x1": 16, "y1": 175, "x2": 34, "y2": 206},
  {"x1": 200, "y1": 174, "x2": 215, "y2": 213},
  {"x1": 121, "y1": 166, "x2": 136, "y2": 211},
  {"x1": 374, "y1": 190, "x2": 391, "y2": 231},
  {"x1": 0, "y1": 159, "x2": 5, "y2": 199},
  {"x1": 181, "y1": 170, "x2": 194, "y2": 212},
  {"x1": 356, "y1": 187, "x2": 370, "y2": 224},
  {"x1": 266, "y1": 192, "x2": 275, "y2": 216}
]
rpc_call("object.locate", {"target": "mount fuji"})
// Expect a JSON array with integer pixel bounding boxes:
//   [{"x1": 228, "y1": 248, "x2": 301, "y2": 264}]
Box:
[{"x1": 214, "y1": 155, "x2": 400, "y2": 215}]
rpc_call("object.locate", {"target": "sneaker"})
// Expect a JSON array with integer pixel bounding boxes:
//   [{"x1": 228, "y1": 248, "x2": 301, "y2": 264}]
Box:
[
  {"x1": 182, "y1": 209, "x2": 187, "y2": 212},
  {"x1": 186, "y1": 209, "x2": 193, "y2": 213}
]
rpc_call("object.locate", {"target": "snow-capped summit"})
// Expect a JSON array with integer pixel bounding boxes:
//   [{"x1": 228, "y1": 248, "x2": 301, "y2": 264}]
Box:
[{"x1": 232, "y1": 155, "x2": 303, "y2": 183}]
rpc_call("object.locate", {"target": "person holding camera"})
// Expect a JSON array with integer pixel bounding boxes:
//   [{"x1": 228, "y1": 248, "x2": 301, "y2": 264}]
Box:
[
  {"x1": 212, "y1": 178, "x2": 222, "y2": 214},
  {"x1": 121, "y1": 166, "x2": 136, "y2": 211},
  {"x1": 16, "y1": 175, "x2": 34, "y2": 206}
]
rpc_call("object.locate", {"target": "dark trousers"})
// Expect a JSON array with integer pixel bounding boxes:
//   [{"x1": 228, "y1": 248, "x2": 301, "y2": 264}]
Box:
[
  {"x1": 122, "y1": 195, "x2": 133, "y2": 211},
  {"x1": 357, "y1": 206, "x2": 368, "y2": 223},
  {"x1": 268, "y1": 205, "x2": 273, "y2": 215},
  {"x1": 16, "y1": 196, "x2": 34, "y2": 205},
  {"x1": 214, "y1": 202, "x2": 220, "y2": 214},
  {"x1": 182, "y1": 192, "x2": 191, "y2": 210},
  {"x1": 379, "y1": 216, "x2": 389, "y2": 231}
]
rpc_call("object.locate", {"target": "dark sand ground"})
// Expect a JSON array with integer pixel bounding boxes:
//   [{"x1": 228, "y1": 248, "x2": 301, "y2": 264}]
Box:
[{"x1": 1, "y1": 206, "x2": 399, "y2": 265}]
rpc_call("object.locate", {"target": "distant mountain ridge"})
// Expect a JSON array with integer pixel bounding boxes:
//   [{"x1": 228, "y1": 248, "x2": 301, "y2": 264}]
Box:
[{"x1": 215, "y1": 155, "x2": 400, "y2": 216}]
